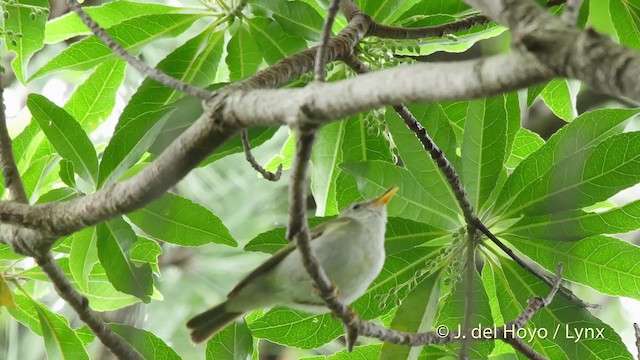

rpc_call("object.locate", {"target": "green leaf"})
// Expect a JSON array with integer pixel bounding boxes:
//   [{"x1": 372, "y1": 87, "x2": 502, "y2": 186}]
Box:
[
  {"x1": 27, "y1": 94, "x2": 98, "y2": 187},
  {"x1": 70, "y1": 227, "x2": 98, "y2": 291},
  {"x1": 505, "y1": 198, "x2": 640, "y2": 241},
  {"x1": 505, "y1": 129, "x2": 545, "y2": 169},
  {"x1": 426, "y1": 270, "x2": 493, "y2": 359},
  {"x1": 540, "y1": 79, "x2": 579, "y2": 122},
  {"x1": 130, "y1": 237, "x2": 163, "y2": 275},
  {"x1": 0, "y1": 274, "x2": 17, "y2": 309},
  {"x1": 341, "y1": 161, "x2": 460, "y2": 229},
  {"x1": 247, "y1": 17, "x2": 307, "y2": 65},
  {"x1": 492, "y1": 258, "x2": 632, "y2": 359},
  {"x1": 610, "y1": 0, "x2": 640, "y2": 49},
  {"x1": 390, "y1": 1, "x2": 469, "y2": 24},
  {"x1": 506, "y1": 131, "x2": 640, "y2": 216},
  {"x1": 506, "y1": 235, "x2": 640, "y2": 300},
  {"x1": 206, "y1": 320, "x2": 253, "y2": 360},
  {"x1": 3, "y1": 0, "x2": 48, "y2": 83},
  {"x1": 127, "y1": 193, "x2": 235, "y2": 247},
  {"x1": 59, "y1": 159, "x2": 76, "y2": 189},
  {"x1": 248, "y1": 309, "x2": 341, "y2": 349},
  {"x1": 494, "y1": 108, "x2": 638, "y2": 217},
  {"x1": 110, "y1": 324, "x2": 180, "y2": 360},
  {"x1": 21, "y1": 154, "x2": 58, "y2": 202},
  {"x1": 249, "y1": 0, "x2": 323, "y2": 41},
  {"x1": 461, "y1": 94, "x2": 519, "y2": 210},
  {"x1": 32, "y1": 14, "x2": 203, "y2": 80},
  {"x1": 380, "y1": 273, "x2": 440, "y2": 360},
  {"x1": 265, "y1": 130, "x2": 296, "y2": 172},
  {"x1": 312, "y1": 121, "x2": 346, "y2": 216},
  {"x1": 302, "y1": 344, "x2": 383, "y2": 359},
  {"x1": 74, "y1": 326, "x2": 95, "y2": 346},
  {"x1": 44, "y1": 1, "x2": 179, "y2": 44},
  {"x1": 35, "y1": 301, "x2": 90, "y2": 360},
  {"x1": 227, "y1": 24, "x2": 261, "y2": 82},
  {"x1": 98, "y1": 29, "x2": 224, "y2": 187},
  {"x1": 80, "y1": 263, "x2": 156, "y2": 311},
  {"x1": 97, "y1": 217, "x2": 154, "y2": 303},
  {"x1": 64, "y1": 59, "x2": 126, "y2": 131},
  {"x1": 527, "y1": 83, "x2": 546, "y2": 106},
  {"x1": 36, "y1": 187, "x2": 77, "y2": 204},
  {"x1": 362, "y1": 0, "x2": 403, "y2": 22}
]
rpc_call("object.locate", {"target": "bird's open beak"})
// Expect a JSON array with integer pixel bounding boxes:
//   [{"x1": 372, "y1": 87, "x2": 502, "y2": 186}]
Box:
[{"x1": 372, "y1": 186, "x2": 398, "y2": 206}]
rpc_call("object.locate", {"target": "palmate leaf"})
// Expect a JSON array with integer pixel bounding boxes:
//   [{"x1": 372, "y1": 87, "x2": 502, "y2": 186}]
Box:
[
  {"x1": 506, "y1": 131, "x2": 640, "y2": 216},
  {"x1": 44, "y1": 1, "x2": 180, "y2": 44},
  {"x1": 380, "y1": 272, "x2": 440, "y2": 360},
  {"x1": 505, "y1": 235, "x2": 640, "y2": 300},
  {"x1": 247, "y1": 17, "x2": 307, "y2": 65},
  {"x1": 3, "y1": 0, "x2": 48, "y2": 83},
  {"x1": 494, "y1": 108, "x2": 638, "y2": 217},
  {"x1": 31, "y1": 13, "x2": 204, "y2": 80},
  {"x1": 98, "y1": 28, "x2": 224, "y2": 187},
  {"x1": 341, "y1": 161, "x2": 461, "y2": 230},
  {"x1": 461, "y1": 94, "x2": 519, "y2": 211},
  {"x1": 488, "y1": 259, "x2": 632, "y2": 359}
]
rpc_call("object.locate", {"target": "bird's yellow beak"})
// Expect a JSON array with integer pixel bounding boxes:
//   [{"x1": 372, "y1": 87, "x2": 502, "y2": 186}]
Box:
[{"x1": 372, "y1": 186, "x2": 398, "y2": 206}]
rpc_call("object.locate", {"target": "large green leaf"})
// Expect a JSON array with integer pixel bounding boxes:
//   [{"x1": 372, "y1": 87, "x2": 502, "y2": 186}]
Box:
[
  {"x1": 21, "y1": 154, "x2": 58, "y2": 202},
  {"x1": 505, "y1": 198, "x2": 640, "y2": 241},
  {"x1": 64, "y1": 59, "x2": 126, "y2": 131},
  {"x1": 248, "y1": 0, "x2": 323, "y2": 41},
  {"x1": 248, "y1": 309, "x2": 341, "y2": 349},
  {"x1": 380, "y1": 273, "x2": 440, "y2": 360},
  {"x1": 227, "y1": 24, "x2": 261, "y2": 82},
  {"x1": 341, "y1": 161, "x2": 460, "y2": 229},
  {"x1": 506, "y1": 235, "x2": 640, "y2": 300},
  {"x1": 110, "y1": 324, "x2": 180, "y2": 360},
  {"x1": 492, "y1": 259, "x2": 632, "y2": 359},
  {"x1": 3, "y1": 0, "x2": 48, "y2": 83},
  {"x1": 312, "y1": 121, "x2": 346, "y2": 216},
  {"x1": 127, "y1": 193, "x2": 236, "y2": 247},
  {"x1": 389, "y1": 0, "x2": 469, "y2": 24},
  {"x1": 505, "y1": 129, "x2": 545, "y2": 169},
  {"x1": 27, "y1": 94, "x2": 99, "y2": 187},
  {"x1": 610, "y1": 0, "x2": 640, "y2": 49},
  {"x1": 425, "y1": 270, "x2": 494, "y2": 359},
  {"x1": 97, "y1": 217, "x2": 154, "y2": 303},
  {"x1": 494, "y1": 108, "x2": 638, "y2": 217},
  {"x1": 362, "y1": 0, "x2": 403, "y2": 22},
  {"x1": 247, "y1": 17, "x2": 307, "y2": 65},
  {"x1": 32, "y1": 13, "x2": 203, "y2": 80},
  {"x1": 507, "y1": 131, "x2": 640, "y2": 216},
  {"x1": 461, "y1": 94, "x2": 519, "y2": 210},
  {"x1": 206, "y1": 320, "x2": 253, "y2": 360},
  {"x1": 44, "y1": 1, "x2": 179, "y2": 44},
  {"x1": 98, "y1": 29, "x2": 224, "y2": 187}
]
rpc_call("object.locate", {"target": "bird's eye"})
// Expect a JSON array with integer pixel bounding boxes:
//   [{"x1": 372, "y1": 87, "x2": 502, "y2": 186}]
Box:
[{"x1": 352, "y1": 204, "x2": 361, "y2": 210}]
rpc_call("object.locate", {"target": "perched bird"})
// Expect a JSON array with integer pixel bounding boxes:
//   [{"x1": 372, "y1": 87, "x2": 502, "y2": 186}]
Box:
[{"x1": 187, "y1": 186, "x2": 398, "y2": 343}]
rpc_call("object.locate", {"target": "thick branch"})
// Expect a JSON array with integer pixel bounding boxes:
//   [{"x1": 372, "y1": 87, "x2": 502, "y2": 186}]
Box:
[
  {"x1": 371, "y1": 14, "x2": 490, "y2": 39},
  {"x1": 314, "y1": 0, "x2": 341, "y2": 82},
  {"x1": 0, "y1": 77, "x2": 27, "y2": 203}
]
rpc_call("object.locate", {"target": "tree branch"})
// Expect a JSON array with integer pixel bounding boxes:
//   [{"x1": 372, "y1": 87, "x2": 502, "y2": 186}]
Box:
[
  {"x1": 0, "y1": 77, "x2": 27, "y2": 203},
  {"x1": 240, "y1": 130, "x2": 282, "y2": 181},
  {"x1": 371, "y1": 14, "x2": 490, "y2": 39},
  {"x1": 314, "y1": 0, "x2": 341, "y2": 82}
]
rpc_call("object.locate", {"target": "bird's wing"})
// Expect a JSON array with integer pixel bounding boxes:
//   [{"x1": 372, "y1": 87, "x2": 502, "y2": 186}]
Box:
[{"x1": 227, "y1": 217, "x2": 353, "y2": 298}]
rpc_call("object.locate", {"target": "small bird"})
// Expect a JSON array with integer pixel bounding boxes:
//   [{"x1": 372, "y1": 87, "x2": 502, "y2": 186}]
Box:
[{"x1": 187, "y1": 186, "x2": 398, "y2": 343}]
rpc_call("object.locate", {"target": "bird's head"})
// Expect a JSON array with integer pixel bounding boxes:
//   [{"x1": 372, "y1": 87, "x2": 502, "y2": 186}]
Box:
[{"x1": 339, "y1": 186, "x2": 398, "y2": 223}]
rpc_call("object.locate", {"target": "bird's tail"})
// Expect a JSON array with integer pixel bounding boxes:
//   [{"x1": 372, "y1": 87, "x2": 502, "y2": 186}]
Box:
[{"x1": 186, "y1": 301, "x2": 243, "y2": 343}]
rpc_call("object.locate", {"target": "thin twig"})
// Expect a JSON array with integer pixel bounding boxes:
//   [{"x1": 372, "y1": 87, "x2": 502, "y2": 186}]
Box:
[
  {"x1": 65, "y1": 0, "x2": 211, "y2": 100},
  {"x1": 240, "y1": 130, "x2": 282, "y2": 181},
  {"x1": 371, "y1": 14, "x2": 490, "y2": 40},
  {"x1": 461, "y1": 225, "x2": 477, "y2": 359},
  {"x1": 0, "y1": 78, "x2": 27, "y2": 203},
  {"x1": 35, "y1": 253, "x2": 143, "y2": 360},
  {"x1": 634, "y1": 323, "x2": 640, "y2": 360},
  {"x1": 315, "y1": 0, "x2": 341, "y2": 82},
  {"x1": 561, "y1": 0, "x2": 583, "y2": 25}
]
